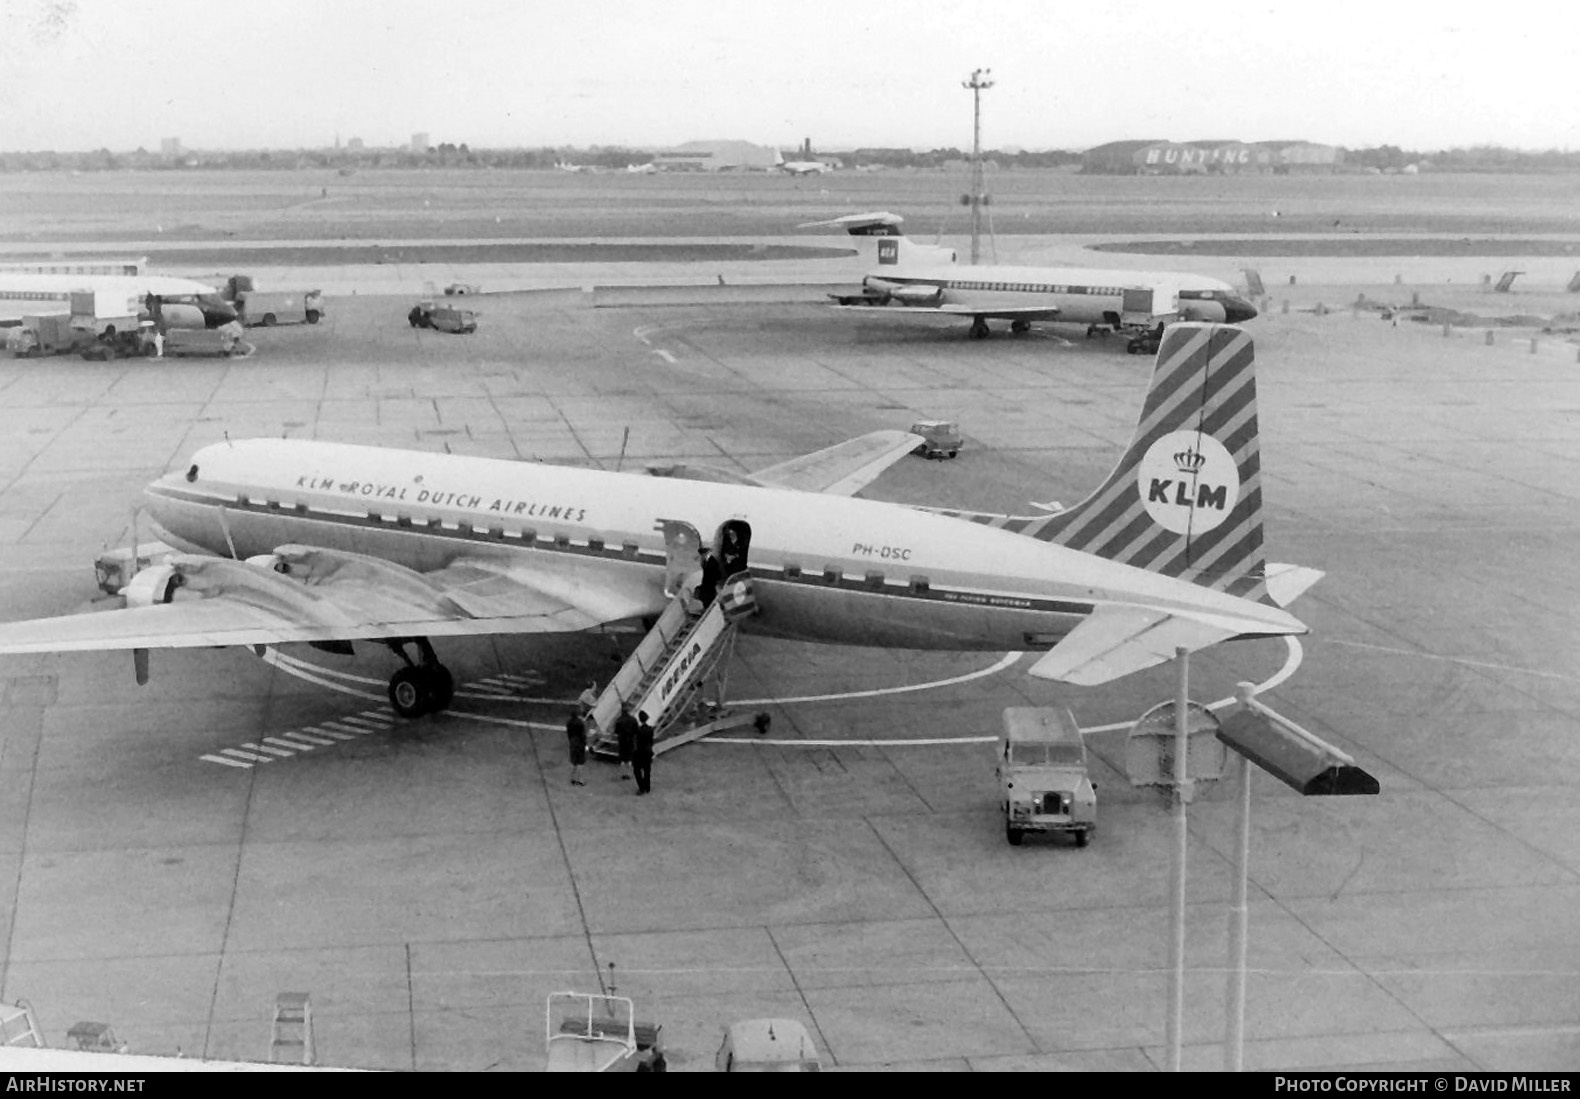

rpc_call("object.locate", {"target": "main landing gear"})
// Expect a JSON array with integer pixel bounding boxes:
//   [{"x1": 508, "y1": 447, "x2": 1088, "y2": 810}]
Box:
[
  {"x1": 384, "y1": 637, "x2": 455, "y2": 718},
  {"x1": 1010, "y1": 319, "x2": 1031, "y2": 335},
  {"x1": 1126, "y1": 324, "x2": 1166, "y2": 356},
  {"x1": 969, "y1": 316, "x2": 990, "y2": 340}
]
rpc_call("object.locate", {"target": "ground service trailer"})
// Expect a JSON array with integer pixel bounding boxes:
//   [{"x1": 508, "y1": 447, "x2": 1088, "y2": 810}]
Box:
[{"x1": 224, "y1": 276, "x2": 324, "y2": 326}]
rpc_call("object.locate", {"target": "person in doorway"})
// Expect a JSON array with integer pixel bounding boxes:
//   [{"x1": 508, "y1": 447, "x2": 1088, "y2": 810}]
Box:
[
  {"x1": 612, "y1": 701, "x2": 639, "y2": 781},
  {"x1": 720, "y1": 526, "x2": 747, "y2": 577},
  {"x1": 577, "y1": 679, "x2": 599, "y2": 712},
  {"x1": 696, "y1": 549, "x2": 722, "y2": 609},
  {"x1": 633, "y1": 710, "x2": 656, "y2": 795},
  {"x1": 565, "y1": 710, "x2": 588, "y2": 786}
]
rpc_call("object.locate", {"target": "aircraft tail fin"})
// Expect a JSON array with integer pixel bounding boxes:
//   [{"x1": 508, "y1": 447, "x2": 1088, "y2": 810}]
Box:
[
  {"x1": 1015, "y1": 323, "x2": 1270, "y2": 599},
  {"x1": 797, "y1": 211, "x2": 905, "y2": 236},
  {"x1": 798, "y1": 212, "x2": 956, "y2": 267}
]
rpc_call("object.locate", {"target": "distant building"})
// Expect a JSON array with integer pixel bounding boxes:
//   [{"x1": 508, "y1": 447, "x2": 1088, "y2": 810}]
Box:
[
  {"x1": 160, "y1": 137, "x2": 182, "y2": 158},
  {"x1": 347, "y1": 137, "x2": 364, "y2": 150},
  {"x1": 652, "y1": 139, "x2": 780, "y2": 172},
  {"x1": 1082, "y1": 139, "x2": 1342, "y2": 175},
  {"x1": 410, "y1": 132, "x2": 429, "y2": 154}
]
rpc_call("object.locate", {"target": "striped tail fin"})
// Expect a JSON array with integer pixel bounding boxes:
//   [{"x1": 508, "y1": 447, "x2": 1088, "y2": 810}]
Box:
[{"x1": 1030, "y1": 323, "x2": 1268, "y2": 599}]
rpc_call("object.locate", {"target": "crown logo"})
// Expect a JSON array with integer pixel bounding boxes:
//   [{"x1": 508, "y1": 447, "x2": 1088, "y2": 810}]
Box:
[{"x1": 1173, "y1": 447, "x2": 1207, "y2": 474}]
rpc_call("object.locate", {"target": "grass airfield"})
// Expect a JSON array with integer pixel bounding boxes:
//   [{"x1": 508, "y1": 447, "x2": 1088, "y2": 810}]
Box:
[{"x1": 0, "y1": 169, "x2": 1576, "y2": 1070}]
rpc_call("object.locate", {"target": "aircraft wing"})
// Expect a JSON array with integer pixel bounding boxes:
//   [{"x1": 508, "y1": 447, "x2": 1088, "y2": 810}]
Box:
[
  {"x1": 0, "y1": 547, "x2": 666, "y2": 654},
  {"x1": 752, "y1": 430, "x2": 923, "y2": 496},
  {"x1": 1025, "y1": 604, "x2": 1247, "y2": 686},
  {"x1": 936, "y1": 304, "x2": 1062, "y2": 321},
  {"x1": 829, "y1": 302, "x2": 1063, "y2": 322}
]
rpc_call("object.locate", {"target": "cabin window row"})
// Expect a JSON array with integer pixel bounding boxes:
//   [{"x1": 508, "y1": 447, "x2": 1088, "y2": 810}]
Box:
[
  {"x1": 233, "y1": 499, "x2": 945, "y2": 595},
  {"x1": 946, "y1": 282, "x2": 1124, "y2": 295},
  {"x1": 783, "y1": 562, "x2": 930, "y2": 594}
]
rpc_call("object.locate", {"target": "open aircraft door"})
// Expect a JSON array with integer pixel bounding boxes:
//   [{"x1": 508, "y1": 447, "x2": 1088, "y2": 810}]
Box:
[
  {"x1": 1120, "y1": 287, "x2": 1156, "y2": 328},
  {"x1": 658, "y1": 519, "x2": 703, "y2": 600}
]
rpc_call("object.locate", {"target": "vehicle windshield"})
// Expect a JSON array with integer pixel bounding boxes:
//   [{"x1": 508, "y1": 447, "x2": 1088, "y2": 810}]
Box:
[{"x1": 1009, "y1": 742, "x2": 1083, "y2": 766}]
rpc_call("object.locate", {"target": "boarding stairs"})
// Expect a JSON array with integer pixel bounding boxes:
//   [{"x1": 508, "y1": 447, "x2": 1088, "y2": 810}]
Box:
[
  {"x1": 588, "y1": 574, "x2": 757, "y2": 758},
  {"x1": 0, "y1": 1000, "x2": 44, "y2": 1049},
  {"x1": 270, "y1": 992, "x2": 314, "y2": 1065}
]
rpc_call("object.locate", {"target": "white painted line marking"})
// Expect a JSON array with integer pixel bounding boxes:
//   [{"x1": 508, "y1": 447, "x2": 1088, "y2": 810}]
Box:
[
  {"x1": 336, "y1": 715, "x2": 389, "y2": 728},
  {"x1": 707, "y1": 638, "x2": 1305, "y2": 747},
  {"x1": 222, "y1": 748, "x2": 273, "y2": 763},
  {"x1": 732, "y1": 651, "x2": 1024, "y2": 706},
  {"x1": 1324, "y1": 637, "x2": 1580, "y2": 683},
  {"x1": 653, "y1": 349, "x2": 676, "y2": 364},
  {"x1": 201, "y1": 754, "x2": 253, "y2": 768},
  {"x1": 265, "y1": 735, "x2": 319, "y2": 751},
  {"x1": 321, "y1": 721, "x2": 374, "y2": 735},
  {"x1": 241, "y1": 741, "x2": 295, "y2": 758},
  {"x1": 311, "y1": 729, "x2": 358, "y2": 741},
  {"x1": 260, "y1": 649, "x2": 384, "y2": 700},
  {"x1": 278, "y1": 731, "x2": 339, "y2": 746}
]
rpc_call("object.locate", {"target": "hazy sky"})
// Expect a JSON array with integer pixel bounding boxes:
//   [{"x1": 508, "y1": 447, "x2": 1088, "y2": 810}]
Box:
[{"x1": 2, "y1": 0, "x2": 1574, "y2": 153}]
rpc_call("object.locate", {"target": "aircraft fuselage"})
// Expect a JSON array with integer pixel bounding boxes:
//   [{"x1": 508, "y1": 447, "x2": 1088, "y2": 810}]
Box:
[
  {"x1": 146, "y1": 439, "x2": 1295, "y2": 655},
  {"x1": 865, "y1": 262, "x2": 1257, "y2": 326}
]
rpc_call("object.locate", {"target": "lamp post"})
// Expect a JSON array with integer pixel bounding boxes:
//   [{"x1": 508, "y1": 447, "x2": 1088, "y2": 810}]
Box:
[{"x1": 962, "y1": 68, "x2": 993, "y2": 265}]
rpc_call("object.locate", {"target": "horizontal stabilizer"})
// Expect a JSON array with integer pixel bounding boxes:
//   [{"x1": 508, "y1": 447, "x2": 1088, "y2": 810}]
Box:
[
  {"x1": 1028, "y1": 604, "x2": 1241, "y2": 686},
  {"x1": 797, "y1": 211, "x2": 904, "y2": 234},
  {"x1": 1262, "y1": 563, "x2": 1324, "y2": 607}
]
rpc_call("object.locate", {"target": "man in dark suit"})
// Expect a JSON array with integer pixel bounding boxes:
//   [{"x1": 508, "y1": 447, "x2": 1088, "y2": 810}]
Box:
[{"x1": 633, "y1": 710, "x2": 656, "y2": 795}]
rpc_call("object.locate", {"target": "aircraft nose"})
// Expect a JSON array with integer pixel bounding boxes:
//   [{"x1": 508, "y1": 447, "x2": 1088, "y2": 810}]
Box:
[
  {"x1": 203, "y1": 300, "x2": 239, "y2": 328},
  {"x1": 1224, "y1": 296, "x2": 1259, "y2": 324}
]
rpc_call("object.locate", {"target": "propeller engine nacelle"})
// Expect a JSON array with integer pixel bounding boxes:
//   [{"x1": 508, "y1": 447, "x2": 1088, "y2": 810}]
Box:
[
  {"x1": 121, "y1": 562, "x2": 184, "y2": 686},
  {"x1": 864, "y1": 277, "x2": 943, "y2": 305},
  {"x1": 246, "y1": 553, "x2": 291, "y2": 574},
  {"x1": 122, "y1": 563, "x2": 182, "y2": 607}
]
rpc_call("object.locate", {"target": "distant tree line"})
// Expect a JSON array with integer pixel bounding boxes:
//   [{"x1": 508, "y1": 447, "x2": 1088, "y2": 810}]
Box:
[
  {"x1": 1344, "y1": 145, "x2": 1580, "y2": 173},
  {"x1": 1, "y1": 144, "x2": 1576, "y2": 174}
]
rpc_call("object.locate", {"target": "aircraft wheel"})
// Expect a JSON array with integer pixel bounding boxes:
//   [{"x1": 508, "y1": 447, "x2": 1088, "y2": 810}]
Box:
[
  {"x1": 969, "y1": 319, "x2": 990, "y2": 340},
  {"x1": 1126, "y1": 340, "x2": 1142, "y2": 355},
  {"x1": 262, "y1": 313, "x2": 277, "y2": 327},
  {"x1": 389, "y1": 665, "x2": 429, "y2": 719},
  {"x1": 1006, "y1": 824, "x2": 1024, "y2": 846},
  {"x1": 1075, "y1": 831, "x2": 1090, "y2": 848},
  {"x1": 305, "y1": 310, "x2": 321, "y2": 324},
  {"x1": 424, "y1": 665, "x2": 455, "y2": 712},
  {"x1": 1011, "y1": 320, "x2": 1030, "y2": 334}
]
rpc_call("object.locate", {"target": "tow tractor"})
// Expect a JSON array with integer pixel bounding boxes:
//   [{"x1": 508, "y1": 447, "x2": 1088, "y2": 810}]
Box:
[
  {"x1": 909, "y1": 419, "x2": 962, "y2": 460},
  {"x1": 545, "y1": 992, "x2": 666, "y2": 1073}
]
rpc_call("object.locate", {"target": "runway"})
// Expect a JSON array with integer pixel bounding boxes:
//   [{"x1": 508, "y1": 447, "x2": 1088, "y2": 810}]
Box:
[{"x1": 0, "y1": 269, "x2": 1577, "y2": 1070}]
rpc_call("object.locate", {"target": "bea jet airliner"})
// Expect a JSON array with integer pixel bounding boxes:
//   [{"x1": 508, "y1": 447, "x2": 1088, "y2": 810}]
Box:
[
  {"x1": 0, "y1": 269, "x2": 237, "y2": 330},
  {"x1": 805, "y1": 212, "x2": 1257, "y2": 349},
  {"x1": 0, "y1": 323, "x2": 1318, "y2": 719}
]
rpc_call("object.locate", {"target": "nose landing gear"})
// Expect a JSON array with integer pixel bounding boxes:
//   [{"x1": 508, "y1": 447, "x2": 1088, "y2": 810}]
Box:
[{"x1": 384, "y1": 637, "x2": 455, "y2": 718}]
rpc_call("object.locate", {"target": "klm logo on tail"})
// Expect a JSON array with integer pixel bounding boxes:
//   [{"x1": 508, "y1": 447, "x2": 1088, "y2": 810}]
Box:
[
  {"x1": 1137, "y1": 431, "x2": 1240, "y2": 536},
  {"x1": 944, "y1": 324, "x2": 1269, "y2": 599}
]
